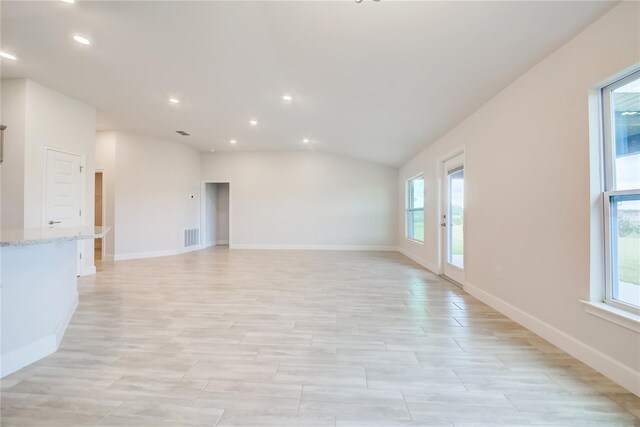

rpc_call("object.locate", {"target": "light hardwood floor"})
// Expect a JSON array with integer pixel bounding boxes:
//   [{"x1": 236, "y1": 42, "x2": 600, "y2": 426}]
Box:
[{"x1": 1, "y1": 248, "x2": 639, "y2": 426}]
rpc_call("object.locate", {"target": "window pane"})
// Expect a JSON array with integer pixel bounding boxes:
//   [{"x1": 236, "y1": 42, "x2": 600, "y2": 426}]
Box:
[
  {"x1": 611, "y1": 194, "x2": 640, "y2": 307},
  {"x1": 448, "y1": 169, "x2": 464, "y2": 269},
  {"x1": 408, "y1": 210, "x2": 424, "y2": 241},
  {"x1": 611, "y1": 77, "x2": 640, "y2": 191},
  {"x1": 410, "y1": 177, "x2": 424, "y2": 209}
]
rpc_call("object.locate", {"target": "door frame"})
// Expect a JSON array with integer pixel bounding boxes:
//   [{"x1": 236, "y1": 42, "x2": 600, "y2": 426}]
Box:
[
  {"x1": 42, "y1": 146, "x2": 86, "y2": 275},
  {"x1": 200, "y1": 181, "x2": 232, "y2": 249},
  {"x1": 94, "y1": 169, "x2": 106, "y2": 258},
  {"x1": 438, "y1": 149, "x2": 466, "y2": 285}
]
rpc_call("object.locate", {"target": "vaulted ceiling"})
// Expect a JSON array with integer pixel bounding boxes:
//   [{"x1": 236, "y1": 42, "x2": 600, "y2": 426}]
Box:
[{"x1": 1, "y1": 1, "x2": 615, "y2": 166}]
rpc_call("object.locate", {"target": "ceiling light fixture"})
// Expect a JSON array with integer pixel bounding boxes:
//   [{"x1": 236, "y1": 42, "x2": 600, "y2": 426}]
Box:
[
  {"x1": 0, "y1": 51, "x2": 17, "y2": 61},
  {"x1": 210, "y1": 148, "x2": 216, "y2": 152},
  {"x1": 249, "y1": 120, "x2": 258, "y2": 126},
  {"x1": 168, "y1": 97, "x2": 180, "y2": 104},
  {"x1": 73, "y1": 34, "x2": 91, "y2": 45},
  {"x1": 229, "y1": 139, "x2": 237, "y2": 145},
  {"x1": 61, "y1": 0, "x2": 75, "y2": 3},
  {"x1": 302, "y1": 138, "x2": 310, "y2": 144},
  {"x1": 282, "y1": 94, "x2": 293, "y2": 102}
]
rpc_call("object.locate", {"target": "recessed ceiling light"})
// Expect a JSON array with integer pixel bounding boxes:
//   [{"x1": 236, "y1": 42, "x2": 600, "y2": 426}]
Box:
[
  {"x1": 73, "y1": 34, "x2": 91, "y2": 45},
  {"x1": 210, "y1": 148, "x2": 216, "y2": 152},
  {"x1": 0, "y1": 51, "x2": 17, "y2": 61},
  {"x1": 168, "y1": 98, "x2": 180, "y2": 104},
  {"x1": 249, "y1": 119, "x2": 258, "y2": 126},
  {"x1": 61, "y1": 0, "x2": 75, "y2": 3},
  {"x1": 282, "y1": 94, "x2": 293, "y2": 102},
  {"x1": 302, "y1": 138, "x2": 310, "y2": 144},
  {"x1": 229, "y1": 139, "x2": 237, "y2": 145}
]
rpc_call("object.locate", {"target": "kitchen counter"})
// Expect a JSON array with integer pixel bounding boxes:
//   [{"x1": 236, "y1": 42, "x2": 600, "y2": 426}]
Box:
[
  {"x1": 1, "y1": 226, "x2": 109, "y2": 377},
  {"x1": 1, "y1": 226, "x2": 108, "y2": 246}
]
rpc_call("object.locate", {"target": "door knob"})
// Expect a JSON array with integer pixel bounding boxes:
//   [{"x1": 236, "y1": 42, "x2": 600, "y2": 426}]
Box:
[
  {"x1": 48, "y1": 220, "x2": 61, "y2": 225},
  {"x1": 440, "y1": 222, "x2": 446, "y2": 227}
]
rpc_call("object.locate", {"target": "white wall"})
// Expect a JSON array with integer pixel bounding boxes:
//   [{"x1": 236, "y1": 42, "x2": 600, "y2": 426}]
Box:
[
  {"x1": 95, "y1": 131, "x2": 202, "y2": 260},
  {"x1": 398, "y1": 2, "x2": 640, "y2": 394},
  {"x1": 1, "y1": 79, "x2": 96, "y2": 275},
  {"x1": 201, "y1": 151, "x2": 398, "y2": 249},
  {"x1": 0, "y1": 79, "x2": 27, "y2": 230}
]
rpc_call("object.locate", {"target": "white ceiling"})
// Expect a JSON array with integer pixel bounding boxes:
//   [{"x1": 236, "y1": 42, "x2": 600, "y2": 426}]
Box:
[{"x1": 1, "y1": 1, "x2": 615, "y2": 166}]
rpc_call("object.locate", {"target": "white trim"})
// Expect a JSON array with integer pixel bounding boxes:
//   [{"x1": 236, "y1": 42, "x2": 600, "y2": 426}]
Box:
[
  {"x1": 582, "y1": 300, "x2": 640, "y2": 333},
  {"x1": 79, "y1": 265, "x2": 96, "y2": 276},
  {"x1": 195, "y1": 240, "x2": 228, "y2": 250},
  {"x1": 230, "y1": 244, "x2": 399, "y2": 251},
  {"x1": 113, "y1": 244, "x2": 202, "y2": 261},
  {"x1": 1, "y1": 293, "x2": 78, "y2": 378},
  {"x1": 398, "y1": 247, "x2": 438, "y2": 273},
  {"x1": 95, "y1": 169, "x2": 107, "y2": 258},
  {"x1": 1, "y1": 335, "x2": 57, "y2": 378},
  {"x1": 440, "y1": 152, "x2": 465, "y2": 284},
  {"x1": 404, "y1": 237, "x2": 424, "y2": 246},
  {"x1": 464, "y1": 281, "x2": 640, "y2": 396},
  {"x1": 55, "y1": 293, "x2": 79, "y2": 346}
]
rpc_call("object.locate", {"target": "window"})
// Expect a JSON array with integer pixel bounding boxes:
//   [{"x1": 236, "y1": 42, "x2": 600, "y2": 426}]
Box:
[
  {"x1": 406, "y1": 175, "x2": 424, "y2": 242},
  {"x1": 602, "y1": 70, "x2": 640, "y2": 313}
]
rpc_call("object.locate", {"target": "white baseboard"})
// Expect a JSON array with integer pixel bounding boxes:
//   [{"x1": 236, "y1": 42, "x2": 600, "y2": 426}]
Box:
[
  {"x1": 114, "y1": 244, "x2": 397, "y2": 259},
  {"x1": 203, "y1": 240, "x2": 229, "y2": 249},
  {"x1": 79, "y1": 265, "x2": 96, "y2": 276},
  {"x1": 54, "y1": 293, "x2": 78, "y2": 346},
  {"x1": 230, "y1": 244, "x2": 399, "y2": 251},
  {"x1": 1, "y1": 293, "x2": 78, "y2": 378},
  {"x1": 464, "y1": 281, "x2": 640, "y2": 396},
  {"x1": 398, "y1": 247, "x2": 439, "y2": 273},
  {"x1": 113, "y1": 245, "x2": 202, "y2": 261}
]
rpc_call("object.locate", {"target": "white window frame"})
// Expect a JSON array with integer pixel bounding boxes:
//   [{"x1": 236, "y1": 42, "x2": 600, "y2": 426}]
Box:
[
  {"x1": 405, "y1": 174, "x2": 424, "y2": 243},
  {"x1": 601, "y1": 69, "x2": 640, "y2": 315}
]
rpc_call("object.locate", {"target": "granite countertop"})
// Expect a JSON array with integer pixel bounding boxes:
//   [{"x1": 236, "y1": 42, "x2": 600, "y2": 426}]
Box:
[{"x1": 0, "y1": 226, "x2": 109, "y2": 247}]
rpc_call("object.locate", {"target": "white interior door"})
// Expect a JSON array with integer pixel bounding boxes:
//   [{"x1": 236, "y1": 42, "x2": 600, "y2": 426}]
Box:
[
  {"x1": 442, "y1": 153, "x2": 465, "y2": 284},
  {"x1": 45, "y1": 148, "x2": 83, "y2": 273}
]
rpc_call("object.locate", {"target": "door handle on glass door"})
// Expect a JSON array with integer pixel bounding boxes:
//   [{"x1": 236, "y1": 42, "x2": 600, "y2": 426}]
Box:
[{"x1": 48, "y1": 220, "x2": 61, "y2": 225}]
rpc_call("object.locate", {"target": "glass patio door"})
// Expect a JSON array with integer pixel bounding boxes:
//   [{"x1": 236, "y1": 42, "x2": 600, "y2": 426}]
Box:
[{"x1": 442, "y1": 153, "x2": 465, "y2": 284}]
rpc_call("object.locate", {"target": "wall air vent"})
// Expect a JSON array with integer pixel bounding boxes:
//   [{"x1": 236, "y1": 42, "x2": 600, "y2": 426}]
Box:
[
  {"x1": 176, "y1": 130, "x2": 190, "y2": 136},
  {"x1": 184, "y1": 228, "x2": 199, "y2": 247}
]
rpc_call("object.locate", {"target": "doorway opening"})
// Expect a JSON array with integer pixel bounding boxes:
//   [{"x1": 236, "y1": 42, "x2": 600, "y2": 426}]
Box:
[
  {"x1": 204, "y1": 183, "x2": 230, "y2": 247},
  {"x1": 441, "y1": 152, "x2": 465, "y2": 285},
  {"x1": 94, "y1": 171, "x2": 104, "y2": 261}
]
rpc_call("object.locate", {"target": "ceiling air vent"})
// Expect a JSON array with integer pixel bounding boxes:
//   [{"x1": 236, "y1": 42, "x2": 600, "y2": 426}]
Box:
[{"x1": 176, "y1": 130, "x2": 190, "y2": 136}]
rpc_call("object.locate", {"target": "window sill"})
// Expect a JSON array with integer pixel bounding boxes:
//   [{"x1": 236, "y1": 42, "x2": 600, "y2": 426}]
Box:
[
  {"x1": 405, "y1": 237, "x2": 424, "y2": 246},
  {"x1": 581, "y1": 300, "x2": 640, "y2": 333}
]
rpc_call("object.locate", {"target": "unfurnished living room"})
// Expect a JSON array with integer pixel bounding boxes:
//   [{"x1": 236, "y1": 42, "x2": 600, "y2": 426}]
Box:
[{"x1": 0, "y1": 1, "x2": 639, "y2": 426}]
